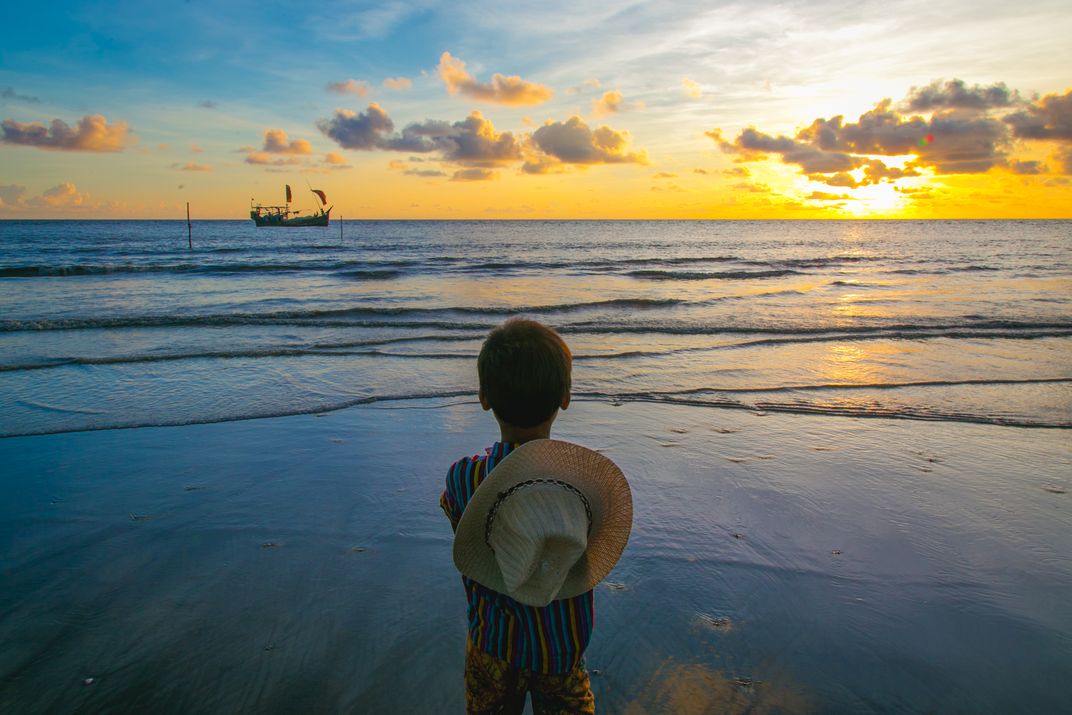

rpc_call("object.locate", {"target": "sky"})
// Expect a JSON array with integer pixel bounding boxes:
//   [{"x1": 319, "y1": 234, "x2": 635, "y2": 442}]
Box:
[{"x1": 1, "y1": 0, "x2": 1071, "y2": 219}]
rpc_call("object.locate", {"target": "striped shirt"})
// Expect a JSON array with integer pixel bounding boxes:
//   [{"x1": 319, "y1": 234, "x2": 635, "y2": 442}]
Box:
[{"x1": 440, "y1": 441, "x2": 594, "y2": 675}]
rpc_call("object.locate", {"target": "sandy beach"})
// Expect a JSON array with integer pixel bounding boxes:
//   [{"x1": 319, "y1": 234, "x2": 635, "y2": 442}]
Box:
[{"x1": 2, "y1": 399, "x2": 1069, "y2": 713}]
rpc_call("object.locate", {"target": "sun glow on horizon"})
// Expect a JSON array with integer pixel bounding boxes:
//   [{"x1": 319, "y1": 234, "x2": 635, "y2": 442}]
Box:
[{"x1": 841, "y1": 183, "x2": 908, "y2": 216}]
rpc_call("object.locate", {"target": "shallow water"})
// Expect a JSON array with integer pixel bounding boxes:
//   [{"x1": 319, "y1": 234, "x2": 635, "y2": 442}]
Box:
[
  {"x1": 1, "y1": 220, "x2": 1070, "y2": 436},
  {"x1": 0, "y1": 402, "x2": 1068, "y2": 713}
]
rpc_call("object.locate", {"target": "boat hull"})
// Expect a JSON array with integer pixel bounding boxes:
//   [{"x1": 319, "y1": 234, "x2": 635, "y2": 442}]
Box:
[{"x1": 250, "y1": 207, "x2": 331, "y2": 227}]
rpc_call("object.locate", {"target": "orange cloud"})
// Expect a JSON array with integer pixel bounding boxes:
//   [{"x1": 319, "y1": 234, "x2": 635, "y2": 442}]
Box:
[
  {"x1": 319, "y1": 104, "x2": 521, "y2": 167},
  {"x1": 437, "y1": 52, "x2": 552, "y2": 106},
  {"x1": 1006, "y1": 89, "x2": 1072, "y2": 141},
  {"x1": 811, "y1": 172, "x2": 860, "y2": 188},
  {"x1": 262, "y1": 128, "x2": 313, "y2": 155},
  {"x1": 682, "y1": 78, "x2": 702, "y2": 99},
  {"x1": 35, "y1": 182, "x2": 84, "y2": 207},
  {"x1": 592, "y1": 90, "x2": 623, "y2": 117},
  {"x1": 318, "y1": 104, "x2": 646, "y2": 179},
  {"x1": 711, "y1": 82, "x2": 1023, "y2": 179},
  {"x1": 324, "y1": 152, "x2": 347, "y2": 165},
  {"x1": 318, "y1": 104, "x2": 395, "y2": 150},
  {"x1": 807, "y1": 191, "x2": 854, "y2": 201},
  {"x1": 1058, "y1": 147, "x2": 1072, "y2": 175},
  {"x1": 175, "y1": 163, "x2": 212, "y2": 171},
  {"x1": 1009, "y1": 159, "x2": 1045, "y2": 174},
  {"x1": 1, "y1": 114, "x2": 130, "y2": 152},
  {"x1": 904, "y1": 79, "x2": 1020, "y2": 112},
  {"x1": 525, "y1": 116, "x2": 648, "y2": 172},
  {"x1": 450, "y1": 168, "x2": 497, "y2": 181},
  {"x1": 382, "y1": 77, "x2": 412, "y2": 91},
  {"x1": 715, "y1": 82, "x2": 1072, "y2": 183},
  {"x1": 327, "y1": 79, "x2": 370, "y2": 97},
  {"x1": 407, "y1": 168, "x2": 448, "y2": 177},
  {"x1": 245, "y1": 152, "x2": 304, "y2": 166}
]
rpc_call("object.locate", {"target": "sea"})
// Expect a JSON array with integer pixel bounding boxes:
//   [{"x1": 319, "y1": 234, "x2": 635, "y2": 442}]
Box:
[
  {"x1": 1, "y1": 220, "x2": 1070, "y2": 436},
  {"x1": 2, "y1": 219, "x2": 1072, "y2": 713}
]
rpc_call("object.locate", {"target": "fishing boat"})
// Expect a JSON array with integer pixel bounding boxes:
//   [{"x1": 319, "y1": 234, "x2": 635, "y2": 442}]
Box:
[{"x1": 250, "y1": 185, "x2": 332, "y2": 227}]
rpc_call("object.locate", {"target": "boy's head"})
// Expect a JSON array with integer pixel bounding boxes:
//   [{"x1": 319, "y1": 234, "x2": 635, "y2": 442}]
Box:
[{"x1": 478, "y1": 318, "x2": 572, "y2": 428}]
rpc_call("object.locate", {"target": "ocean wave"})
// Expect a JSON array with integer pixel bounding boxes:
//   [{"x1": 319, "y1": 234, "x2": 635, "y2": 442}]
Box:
[
  {"x1": 723, "y1": 328, "x2": 1072, "y2": 349},
  {"x1": 0, "y1": 264, "x2": 173, "y2": 277},
  {"x1": 573, "y1": 389, "x2": 1071, "y2": 429},
  {"x1": 4, "y1": 313, "x2": 1069, "y2": 338},
  {"x1": 5, "y1": 384, "x2": 1067, "y2": 438},
  {"x1": 0, "y1": 347, "x2": 481, "y2": 372},
  {"x1": 6, "y1": 329, "x2": 1070, "y2": 374},
  {"x1": 0, "y1": 390, "x2": 475, "y2": 438},
  {"x1": 457, "y1": 257, "x2": 747, "y2": 272},
  {"x1": 585, "y1": 378, "x2": 1072, "y2": 395},
  {"x1": 627, "y1": 269, "x2": 800, "y2": 280},
  {"x1": 887, "y1": 265, "x2": 1001, "y2": 275},
  {"x1": 766, "y1": 255, "x2": 892, "y2": 268},
  {"x1": 0, "y1": 298, "x2": 687, "y2": 332},
  {"x1": 615, "y1": 255, "x2": 740, "y2": 265},
  {"x1": 558, "y1": 320, "x2": 1072, "y2": 337},
  {"x1": 338, "y1": 269, "x2": 402, "y2": 280},
  {"x1": 0, "y1": 254, "x2": 1013, "y2": 280},
  {"x1": 0, "y1": 258, "x2": 424, "y2": 278},
  {"x1": 0, "y1": 262, "x2": 317, "y2": 277}
]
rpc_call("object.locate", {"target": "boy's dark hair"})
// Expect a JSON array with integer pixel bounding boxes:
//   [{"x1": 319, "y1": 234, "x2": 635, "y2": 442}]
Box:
[{"x1": 478, "y1": 318, "x2": 572, "y2": 428}]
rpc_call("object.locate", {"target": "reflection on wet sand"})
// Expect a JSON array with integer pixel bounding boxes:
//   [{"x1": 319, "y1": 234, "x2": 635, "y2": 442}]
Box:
[{"x1": 620, "y1": 659, "x2": 810, "y2": 715}]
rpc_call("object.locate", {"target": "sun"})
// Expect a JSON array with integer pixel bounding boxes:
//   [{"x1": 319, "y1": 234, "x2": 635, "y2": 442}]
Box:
[{"x1": 841, "y1": 183, "x2": 908, "y2": 217}]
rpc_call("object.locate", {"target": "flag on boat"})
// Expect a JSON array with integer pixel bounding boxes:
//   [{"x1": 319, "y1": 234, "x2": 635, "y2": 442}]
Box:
[
  {"x1": 285, "y1": 185, "x2": 292, "y2": 203},
  {"x1": 312, "y1": 189, "x2": 327, "y2": 205}
]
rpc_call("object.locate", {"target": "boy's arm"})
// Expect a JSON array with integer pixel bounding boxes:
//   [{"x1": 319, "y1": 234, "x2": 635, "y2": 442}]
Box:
[{"x1": 440, "y1": 460, "x2": 465, "y2": 533}]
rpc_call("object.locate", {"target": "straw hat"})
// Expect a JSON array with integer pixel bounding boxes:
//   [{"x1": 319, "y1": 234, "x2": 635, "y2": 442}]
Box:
[{"x1": 453, "y1": 439, "x2": 633, "y2": 607}]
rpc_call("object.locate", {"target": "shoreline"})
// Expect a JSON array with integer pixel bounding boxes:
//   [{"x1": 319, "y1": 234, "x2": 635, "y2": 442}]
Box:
[
  {"x1": 5, "y1": 388, "x2": 1070, "y2": 440},
  {"x1": 2, "y1": 400, "x2": 1069, "y2": 713}
]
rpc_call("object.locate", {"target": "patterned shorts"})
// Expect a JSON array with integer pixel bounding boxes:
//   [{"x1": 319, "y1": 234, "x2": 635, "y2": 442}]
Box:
[{"x1": 464, "y1": 640, "x2": 596, "y2": 715}]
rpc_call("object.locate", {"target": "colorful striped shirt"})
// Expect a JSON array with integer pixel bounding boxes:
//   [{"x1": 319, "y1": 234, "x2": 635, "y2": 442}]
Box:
[{"x1": 440, "y1": 441, "x2": 595, "y2": 675}]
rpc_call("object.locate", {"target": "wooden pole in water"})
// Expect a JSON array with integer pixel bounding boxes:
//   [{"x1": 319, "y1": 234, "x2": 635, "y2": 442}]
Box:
[{"x1": 186, "y1": 202, "x2": 192, "y2": 250}]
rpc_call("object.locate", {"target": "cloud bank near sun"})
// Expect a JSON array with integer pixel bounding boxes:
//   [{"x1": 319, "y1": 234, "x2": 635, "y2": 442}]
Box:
[{"x1": 706, "y1": 80, "x2": 1072, "y2": 211}]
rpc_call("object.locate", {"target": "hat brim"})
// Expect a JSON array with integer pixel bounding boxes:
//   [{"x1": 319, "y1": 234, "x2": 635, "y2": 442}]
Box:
[{"x1": 453, "y1": 439, "x2": 633, "y2": 604}]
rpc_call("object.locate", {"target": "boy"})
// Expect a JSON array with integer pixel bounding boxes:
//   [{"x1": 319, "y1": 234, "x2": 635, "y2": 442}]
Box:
[{"x1": 440, "y1": 318, "x2": 632, "y2": 715}]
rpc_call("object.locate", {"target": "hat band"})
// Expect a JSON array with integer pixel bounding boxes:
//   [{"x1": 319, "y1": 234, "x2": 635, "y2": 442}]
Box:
[{"x1": 484, "y1": 478, "x2": 594, "y2": 549}]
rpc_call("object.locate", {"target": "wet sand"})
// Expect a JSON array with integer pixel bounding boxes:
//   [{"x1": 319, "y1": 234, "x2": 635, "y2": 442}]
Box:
[{"x1": 1, "y1": 400, "x2": 1070, "y2": 713}]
